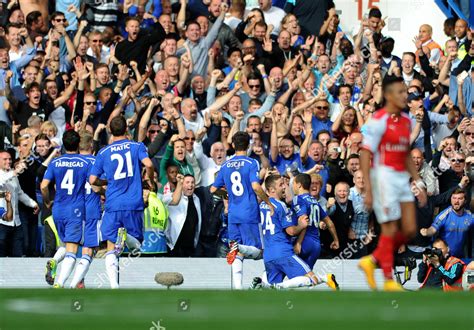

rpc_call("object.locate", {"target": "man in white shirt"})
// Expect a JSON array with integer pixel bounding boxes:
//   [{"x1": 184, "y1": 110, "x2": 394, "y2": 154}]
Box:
[
  {"x1": 181, "y1": 99, "x2": 206, "y2": 134},
  {"x1": 163, "y1": 174, "x2": 202, "y2": 257},
  {"x1": 0, "y1": 151, "x2": 39, "y2": 257},
  {"x1": 195, "y1": 141, "x2": 227, "y2": 187},
  {"x1": 6, "y1": 24, "x2": 34, "y2": 63},
  {"x1": 259, "y1": 0, "x2": 285, "y2": 35},
  {"x1": 181, "y1": 85, "x2": 242, "y2": 133}
]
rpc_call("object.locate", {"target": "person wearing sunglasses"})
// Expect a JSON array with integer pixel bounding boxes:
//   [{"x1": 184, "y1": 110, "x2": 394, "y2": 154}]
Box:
[
  {"x1": 437, "y1": 151, "x2": 471, "y2": 211},
  {"x1": 460, "y1": 120, "x2": 474, "y2": 156},
  {"x1": 240, "y1": 72, "x2": 266, "y2": 113},
  {"x1": 87, "y1": 31, "x2": 109, "y2": 64},
  {"x1": 310, "y1": 98, "x2": 333, "y2": 139},
  {"x1": 182, "y1": 130, "x2": 202, "y2": 187},
  {"x1": 50, "y1": 11, "x2": 68, "y2": 36}
]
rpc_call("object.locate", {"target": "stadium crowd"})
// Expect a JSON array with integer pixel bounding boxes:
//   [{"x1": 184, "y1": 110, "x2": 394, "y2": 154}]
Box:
[{"x1": 0, "y1": 0, "x2": 472, "y2": 284}]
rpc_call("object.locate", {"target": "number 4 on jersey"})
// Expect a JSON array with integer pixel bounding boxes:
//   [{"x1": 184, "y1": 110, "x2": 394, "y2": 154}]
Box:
[{"x1": 61, "y1": 169, "x2": 75, "y2": 195}]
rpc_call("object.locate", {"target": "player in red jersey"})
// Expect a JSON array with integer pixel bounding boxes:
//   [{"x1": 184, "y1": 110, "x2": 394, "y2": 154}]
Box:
[{"x1": 359, "y1": 76, "x2": 427, "y2": 291}]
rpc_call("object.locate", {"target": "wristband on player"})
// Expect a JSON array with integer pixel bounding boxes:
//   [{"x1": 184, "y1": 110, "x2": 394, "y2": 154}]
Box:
[
  {"x1": 414, "y1": 179, "x2": 426, "y2": 190},
  {"x1": 262, "y1": 74, "x2": 268, "y2": 79}
]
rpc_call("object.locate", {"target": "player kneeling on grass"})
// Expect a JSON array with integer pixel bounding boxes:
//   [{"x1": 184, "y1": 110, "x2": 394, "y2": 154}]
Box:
[
  {"x1": 292, "y1": 173, "x2": 340, "y2": 273},
  {"x1": 252, "y1": 175, "x2": 339, "y2": 290}
]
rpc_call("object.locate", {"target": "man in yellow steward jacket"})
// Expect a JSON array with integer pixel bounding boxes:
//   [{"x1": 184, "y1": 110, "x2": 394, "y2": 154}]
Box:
[{"x1": 141, "y1": 187, "x2": 169, "y2": 255}]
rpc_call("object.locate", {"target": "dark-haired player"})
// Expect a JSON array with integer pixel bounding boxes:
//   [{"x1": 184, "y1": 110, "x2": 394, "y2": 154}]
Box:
[
  {"x1": 69, "y1": 133, "x2": 104, "y2": 289},
  {"x1": 359, "y1": 76, "x2": 427, "y2": 291},
  {"x1": 292, "y1": 173, "x2": 339, "y2": 290},
  {"x1": 90, "y1": 117, "x2": 155, "y2": 289},
  {"x1": 41, "y1": 130, "x2": 91, "y2": 288},
  {"x1": 254, "y1": 174, "x2": 339, "y2": 290},
  {"x1": 210, "y1": 131, "x2": 273, "y2": 290}
]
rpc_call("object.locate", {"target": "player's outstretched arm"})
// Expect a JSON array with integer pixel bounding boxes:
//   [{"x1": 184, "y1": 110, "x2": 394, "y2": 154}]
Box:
[
  {"x1": 292, "y1": 215, "x2": 309, "y2": 254},
  {"x1": 252, "y1": 182, "x2": 274, "y2": 215},
  {"x1": 322, "y1": 216, "x2": 340, "y2": 250},
  {"x1": 285, "y1": 215, "x2": 308, "y2": 237},
  {"x1": 89, "y1": 175, "x2": 108, "y2": 187},
  {"x1": 91, "y1": 184, "x2": 106, "y2": 196}
]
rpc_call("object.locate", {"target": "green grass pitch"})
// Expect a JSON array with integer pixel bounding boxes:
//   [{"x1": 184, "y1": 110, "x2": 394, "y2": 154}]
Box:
[{"x1": 0, "y1": 289, "x2": 473, "y2": 330}]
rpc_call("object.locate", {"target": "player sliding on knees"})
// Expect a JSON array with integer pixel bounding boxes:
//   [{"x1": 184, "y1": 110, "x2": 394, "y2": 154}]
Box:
[
  {"x1": 41, "y1": 131, "x2": 92, "y2": 288},
  {"x1": 210, "y1": 132, "x2": 274, "y2": 290},
  {"x1": 252, "y1": 175, "x2": 338, "y2": 290},
  {"x1": 291, "y1": 173, "x2": 339, "y2": 289},
  {"x1": 90, "y1": 117, "x2": 155, "y2": 289},
  {"x1": 358, "y1": 76, "x2": 427, "y2": 291}
]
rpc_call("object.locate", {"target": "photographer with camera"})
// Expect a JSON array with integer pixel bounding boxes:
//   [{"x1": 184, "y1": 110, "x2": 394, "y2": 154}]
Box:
[
  {"x1": 417, "y1": 244, "x2": 443, "y2": 289},
  {"x1": 418, "y1": 238, "x2": 467, "y2": 291}
]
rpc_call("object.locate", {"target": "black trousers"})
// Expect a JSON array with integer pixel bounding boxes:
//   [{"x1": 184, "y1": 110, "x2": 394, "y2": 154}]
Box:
[
  {"x1": 20, "y1": 208, "x2": 39, "y2": 257},
  {"x1": 168, "y1": 245, "x2": 195, "y2": 257},
  {"x1": 43, "y1": 221, "x2": 57, "y2": 258},
  {"x1": 0, "y1": 223, "x2": 24, "y2": 257}
]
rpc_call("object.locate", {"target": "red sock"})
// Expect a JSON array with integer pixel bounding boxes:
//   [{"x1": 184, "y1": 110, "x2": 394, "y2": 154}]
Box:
[
  {"x1": 393, "y1": 231, "x2": 408, "y2": 251},
  {"x1": 372, "y1": 235, "x2": 394, "y2": 280}
]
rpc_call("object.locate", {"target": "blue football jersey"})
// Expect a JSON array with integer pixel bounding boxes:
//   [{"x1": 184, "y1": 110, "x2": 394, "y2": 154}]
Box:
[
  {"x1": 301, "y1": 160, "x2": 329, "y2": 196},
  {"x1": 269, "y1": 153, "x2": 303, "y2": 175},
  {"x1": 292, "y1": 193, "x2": 326, "y2": 241},
  {"x1": 432, "y1": 208, "x2": 474, "y2": 258},
  {"x1": 83, "y1": 155, "x2": 101, "y2": 220},
  {"x1": 212, "y1": 155, "x2": 260, "y2": 224},
  {"x1": 91, "y1": 139, "x2": 148, "y2": 212},
  {"x1": 260, "y1": 197, "x2": 294, "y2": 262},
  {"x1": 0, "y1": 207, "x2": 6, "y2": 219},
  {"x1": 44, "y1": 154, "x2": 90, "y2": 219}
]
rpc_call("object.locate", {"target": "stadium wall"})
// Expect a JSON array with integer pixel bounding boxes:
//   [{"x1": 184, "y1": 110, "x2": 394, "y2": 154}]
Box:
[{"x1": 0, "y1": 258, "x2": 421, "y2": 290}]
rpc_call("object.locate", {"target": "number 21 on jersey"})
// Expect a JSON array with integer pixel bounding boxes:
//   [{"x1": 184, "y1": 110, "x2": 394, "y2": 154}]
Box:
[{"x1": 111, "y1": 151, "x2": 133, "y2": 180}]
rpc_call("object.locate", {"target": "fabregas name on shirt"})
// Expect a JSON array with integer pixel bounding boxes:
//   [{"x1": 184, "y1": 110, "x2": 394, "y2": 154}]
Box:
[{"x1": 55, "y1": 161, "x2": 85, "y2": 167}]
